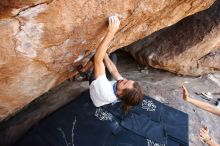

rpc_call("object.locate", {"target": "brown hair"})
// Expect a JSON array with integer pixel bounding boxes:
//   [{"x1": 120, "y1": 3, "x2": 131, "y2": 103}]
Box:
[{"x1": 120, "y1": 81, "x2": 143, "y2": 113}]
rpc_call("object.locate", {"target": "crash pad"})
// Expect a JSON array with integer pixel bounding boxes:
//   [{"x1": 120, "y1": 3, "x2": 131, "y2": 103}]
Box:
[{"x1": 15, "y1": 90, "x2": 188, "y2": 146}]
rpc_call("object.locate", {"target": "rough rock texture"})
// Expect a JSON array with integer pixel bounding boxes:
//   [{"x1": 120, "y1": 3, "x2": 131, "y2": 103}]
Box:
[
  {"x1": 125, "y1": 0, "x2": 220, "y2": 76},
  {"x1": 199, "y1": 49, "x2": 220, "y2": 71},
  {"x1": 0, "y1": 0, "x2": 215, "y2": 120}
]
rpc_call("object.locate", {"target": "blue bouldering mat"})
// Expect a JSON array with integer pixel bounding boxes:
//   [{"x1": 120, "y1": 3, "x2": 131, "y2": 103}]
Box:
[{"x1": 15, "y1": 90, "x2": 188, "y2": 146}]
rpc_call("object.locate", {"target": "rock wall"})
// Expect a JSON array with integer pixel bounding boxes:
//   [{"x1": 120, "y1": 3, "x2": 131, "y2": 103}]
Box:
[
  {"x1": 199, "y1": 49, "x2": 220, "y2": 71},
  {"x1": 125, "y1": 0, "x2": 220, "y2": 76},
  {"x1": 0, "y1": 0, "x2": 215, "y2": 120}
]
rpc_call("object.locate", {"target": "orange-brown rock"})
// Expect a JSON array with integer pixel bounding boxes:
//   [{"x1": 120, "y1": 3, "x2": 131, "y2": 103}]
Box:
[
  {"x1": 125, "y1": 0, "x2": 220, "y2": 76},
  {"x1": 0, "y1": 0, "x2": 215, "y2": 121}
]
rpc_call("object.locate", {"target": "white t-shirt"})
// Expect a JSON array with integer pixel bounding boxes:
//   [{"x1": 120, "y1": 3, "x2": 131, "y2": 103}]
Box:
[{"x1": 89, "y1": 75, "x2": 119, "y2": 107}]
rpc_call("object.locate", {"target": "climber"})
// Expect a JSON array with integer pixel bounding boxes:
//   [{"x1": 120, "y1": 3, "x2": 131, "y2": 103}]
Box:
[
  {"x1": 89, "y1": 15, "x2": 143, "y2": 112},
  {"x1": 182, "y1": 86, "x2": 220, "y2": 116}
]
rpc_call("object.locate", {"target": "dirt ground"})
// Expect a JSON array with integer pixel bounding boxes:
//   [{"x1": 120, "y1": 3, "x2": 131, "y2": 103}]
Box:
[{"x1": 115, "y1": 51, "x2": 220, "y2": 146}]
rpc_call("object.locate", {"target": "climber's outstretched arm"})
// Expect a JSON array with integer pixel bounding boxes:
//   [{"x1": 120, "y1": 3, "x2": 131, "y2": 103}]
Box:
[{"x1": 94, "y1": 16, "x2": 120, "y2": 79}]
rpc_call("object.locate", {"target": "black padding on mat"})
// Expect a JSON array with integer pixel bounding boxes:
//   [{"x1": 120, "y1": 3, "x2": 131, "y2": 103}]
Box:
[{"x1": 15, "y1": 90, "x2": 188, "y2": 146}]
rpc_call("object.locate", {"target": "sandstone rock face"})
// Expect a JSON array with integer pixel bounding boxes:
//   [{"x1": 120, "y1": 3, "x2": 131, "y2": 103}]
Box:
[
  {"x1": 199, "y1": 49, "x2": 220, "y2": 71},
  {"x1": 125, "y1": 0, "x2": 220, "y2": 76},
  {"x1": 0, "y1": 0, "x2": 215, "y2": 120}
]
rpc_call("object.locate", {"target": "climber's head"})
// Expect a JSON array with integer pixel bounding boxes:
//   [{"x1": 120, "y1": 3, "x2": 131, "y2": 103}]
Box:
[{"x1": 117, "y1": 79, "x2": 143, "y2": 113}]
